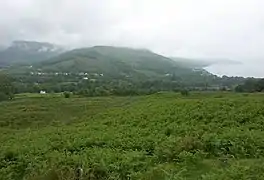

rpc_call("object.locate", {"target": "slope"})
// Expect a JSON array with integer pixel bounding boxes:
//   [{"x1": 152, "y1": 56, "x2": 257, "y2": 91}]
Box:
[
  {"x1": 1, "y1": 93, "x2": 264, "y2": 179},
  {"x1": 0, "y1": 41, "x2": 64, "y2": 67},
  {"x1": 38, "y1": 46, "x2": 197, "y2": 78}
]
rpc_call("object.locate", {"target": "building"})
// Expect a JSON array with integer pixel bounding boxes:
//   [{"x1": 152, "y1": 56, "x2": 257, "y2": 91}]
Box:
[{"x1": 40, "y1": 90, "x2": 46, "y2": 94}]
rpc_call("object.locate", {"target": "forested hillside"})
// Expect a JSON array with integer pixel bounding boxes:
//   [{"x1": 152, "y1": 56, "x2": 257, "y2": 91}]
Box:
[{"x1": 0, "y1": 43, "x2": 248, "y2": 95}]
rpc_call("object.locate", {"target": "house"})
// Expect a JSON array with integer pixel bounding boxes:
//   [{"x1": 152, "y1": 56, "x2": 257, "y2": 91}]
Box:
[{"x1": 40, "y1": 90, "x2": 46, "y2": 94}]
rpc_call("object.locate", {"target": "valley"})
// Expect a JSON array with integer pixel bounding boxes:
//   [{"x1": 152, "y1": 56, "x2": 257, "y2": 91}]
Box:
[
  {"x1": 0, "y1": 41, "x2": 247, "y2": 96},
  {"x1": 0, "y1": 41, "x2": 263, "y2": 180}
]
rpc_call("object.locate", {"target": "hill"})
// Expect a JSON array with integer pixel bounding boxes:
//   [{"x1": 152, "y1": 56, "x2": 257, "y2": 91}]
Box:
[
  {"x1": 2, "y1": 44, "x2": 247, "y2": 93},
  {"x1": 1, "y1": 93, "x2": 264, "y2": 179},
  {"x1": 37, "y1": 46, "x2": 202, "y2": 78},
  {"x1": 0, "y1": 41, "x2": 64, "y2": 67}
]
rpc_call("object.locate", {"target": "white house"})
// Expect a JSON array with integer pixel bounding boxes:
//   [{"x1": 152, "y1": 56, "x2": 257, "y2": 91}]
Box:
[{"x1": 40, "y1": 90, "x2": 46, "y2": 94}]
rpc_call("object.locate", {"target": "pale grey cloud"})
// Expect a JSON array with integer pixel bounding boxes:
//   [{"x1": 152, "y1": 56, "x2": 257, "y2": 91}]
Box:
[{"x1": 0, "y1": 0, "x2": 263, "y2": 76}]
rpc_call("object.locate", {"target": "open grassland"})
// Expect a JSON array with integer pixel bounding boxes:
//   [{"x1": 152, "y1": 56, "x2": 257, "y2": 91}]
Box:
[{"x1": 1, "y1": 92, "x2": 264, "y2": 180}]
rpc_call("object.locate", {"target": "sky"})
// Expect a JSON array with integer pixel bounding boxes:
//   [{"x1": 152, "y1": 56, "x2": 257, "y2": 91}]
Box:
[{"x1": 0, "y1": 0, "x2": 264, "y2": 77}]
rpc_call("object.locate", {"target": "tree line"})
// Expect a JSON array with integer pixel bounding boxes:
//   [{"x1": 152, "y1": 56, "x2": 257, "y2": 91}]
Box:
[
  {"x1": 0, "y1": 73, "x2": 15, "y2": 101},
  {"x1": 1, "y1": 72, "x2": 263, "y2": 101},
  {"x1": 235, "y1": 78, "x2": 264, "y2": 92}
]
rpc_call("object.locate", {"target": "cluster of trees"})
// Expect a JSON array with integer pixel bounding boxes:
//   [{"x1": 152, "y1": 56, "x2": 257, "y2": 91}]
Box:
[
  {"x1": 235, "y1": 78, "x2": 264, "y2": 93},
  {"x1": 74, "y1": 80, "x2": 165, "y2": 97},
  {"x1": 11, "y1": 77, "x2": 195, "y2": 97},
  {"x1": 10, "y1": 78, "x2": 246, "y2": 97},
  {"x1": 0, "y1": 73, "x2": 14, "y2": 101},
  {"x1": 6, "y1": 65, "x2": 250, "y2": 96}
]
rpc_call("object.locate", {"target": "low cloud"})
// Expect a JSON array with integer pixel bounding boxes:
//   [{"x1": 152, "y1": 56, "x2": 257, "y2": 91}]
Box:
[{"x1": 0, "y1": 0, "x2": 264, "y2": 76}]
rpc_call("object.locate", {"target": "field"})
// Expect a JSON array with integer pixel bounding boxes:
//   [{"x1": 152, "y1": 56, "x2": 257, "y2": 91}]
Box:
[{"x1": 1, "y1": 92, "x2": 264, "y2": 180}]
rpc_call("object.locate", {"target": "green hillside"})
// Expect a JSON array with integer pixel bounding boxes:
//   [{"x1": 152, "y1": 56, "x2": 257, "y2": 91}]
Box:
[
  {"x1": 2, "y1": 45, "x2": 247, "y2": 94},
  {"x1": 38, "y1": 46, "x2": 196, "y2": 77},
  {"x1": 1, "y1": 92, "x2": 264, "y2": 179}
]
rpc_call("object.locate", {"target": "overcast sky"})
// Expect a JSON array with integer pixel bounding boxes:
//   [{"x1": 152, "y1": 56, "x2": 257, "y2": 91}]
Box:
[{"x1": 0, "y1": 0, "x2": 263, "y2": 77}]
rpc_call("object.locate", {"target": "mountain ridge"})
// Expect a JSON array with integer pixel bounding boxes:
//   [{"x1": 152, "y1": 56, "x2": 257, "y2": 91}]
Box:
[
  {"x1": 0, "y1": 40, "x2": 64, "y2": 67},
  {"x1": 1, "y1": 41, "x2": 248, "y2": 93},
  {"x1": 36, "y1": 46, "x2": 197, "y2": 78}
]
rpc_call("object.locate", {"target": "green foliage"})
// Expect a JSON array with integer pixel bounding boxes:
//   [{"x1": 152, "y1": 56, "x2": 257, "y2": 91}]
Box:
[
  {"x1": 39, "y1": 46, "x2": 182, "y2": 76},
  {"x1": 63, "y1": 91, "x2": 71, "y2": 98},
  {"x1": 180, "y1": 89, "x2": 189, "y2": 96},
  {"x1": 1, "y1": 93, "x2": 264, "y2": 179},
  {"x1": 0, "y1": 73, "x2": 14, "y2": 101},
  {"x1": 235, "y1": 78, "x2": 264, "y2": 93},
  {"x1": 0, "y1": 92, "x2": 9, "y2": 101}
]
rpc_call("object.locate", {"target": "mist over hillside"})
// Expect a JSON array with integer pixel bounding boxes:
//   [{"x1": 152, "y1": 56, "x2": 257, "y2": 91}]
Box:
[
  {"x1": 1, "y1": 1, "x2": 264, "y2": 179},
  {"x1": 205, "y1": 60, "x2": 264, "y2": 78},
  {"x1": 0, "y1": 41, "x2": 64, "y2": 67}
]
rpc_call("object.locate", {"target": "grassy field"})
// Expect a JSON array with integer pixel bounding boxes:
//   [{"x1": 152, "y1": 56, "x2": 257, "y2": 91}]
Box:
[{"x1": 1, "y1": 92, "x2": 264, "y2": 180}]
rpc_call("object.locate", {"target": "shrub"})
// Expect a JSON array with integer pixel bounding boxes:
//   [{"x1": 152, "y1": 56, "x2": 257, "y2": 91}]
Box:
[
  {"x1": 155, "y1": 136, "x2": 204, "y2": 162},
  {"x1": 64, "y1": 92, "x2": 71, "y2": 98},
  {"x1": 180, "y1": 89, "x2": 189, "y2": 96},
  {"x1": 0, "y1": 92, "x2": 8, "y2": 102}
]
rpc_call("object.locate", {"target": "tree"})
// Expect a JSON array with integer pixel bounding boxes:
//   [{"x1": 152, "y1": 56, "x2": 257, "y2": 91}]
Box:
[
  {"x1": 235, "y1": 78, "x2": 264, "y2": 93},
  {"x1": 235, "y1": 85, "x2": 244, "y2": 92},
  {"x1": 180, "y1": 89, "x2": 189, "y2": 96},
  {"x1": 0, "y1": 73, "x2": 14, "y2": 101},
  {"x1": 256, "y1": 79, "x2": 264, "y2": 92},
  {"x1": 64, "y1": 91, "x2": 71, "y2": 98},
  {"x1": 243, "y1": 79, "x2": 258, "y2": 92}
]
